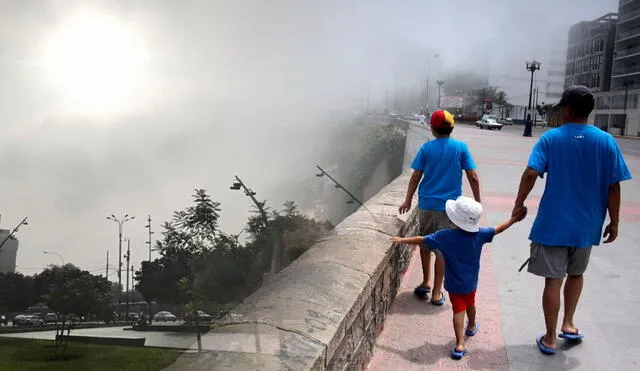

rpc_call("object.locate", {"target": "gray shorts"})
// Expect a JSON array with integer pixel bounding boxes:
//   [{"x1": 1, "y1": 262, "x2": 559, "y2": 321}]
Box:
[
  {"x1": 527, "y1": 242, "x2": 592, "y2": 279},
  {"x1": 417, "y1": 209, "x2": 454, "y2": 256}
]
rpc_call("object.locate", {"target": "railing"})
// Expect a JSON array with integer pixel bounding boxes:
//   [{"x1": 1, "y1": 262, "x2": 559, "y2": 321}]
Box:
[
  {"x1": 620, "y1": 7, "x2": 640, "y2": 22},
  {"x1": 618, "y1": 28, "x2": 640, "y2": 41},
  {"x1": 615, "y1": 45, "x2": 640, "y2": 58},
  {"x1": 612, "y1": 66, "x2": 640, "y2": 76}
]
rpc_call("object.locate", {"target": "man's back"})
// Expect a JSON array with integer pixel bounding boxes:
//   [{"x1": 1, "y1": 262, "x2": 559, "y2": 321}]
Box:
[
  {"x1": 411, "y1": 138, "x2": 475, "y2": 211},
  {"x1": 528, "y1": 124, "x2": 631, "y2": 248}
]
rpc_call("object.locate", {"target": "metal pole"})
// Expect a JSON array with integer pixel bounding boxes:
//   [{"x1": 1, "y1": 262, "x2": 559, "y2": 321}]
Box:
[
  {"x1": 624, "y1": 82, "x2": 629, "y2": 136},
  {"x1": 106, "y1": 251, "x2": 109, "y2": 278},
  {"x1": 125, "y1": 238, "x2": 130, "y2": 322},
  {"x1": 231, "y1": 176, "x2": 278, "y2": 274},
  {"x1": 118, "y1": 223, "x2": 123, "y2": 315},
  {"x1": 145, "y1": 215, "x2": 153, "y2": 261},
  {"x1": 0, "y1": 217, "x2": 27, "y2": 252},
  {"x1": 43, "y1": 251, "x2": 65, "y2": 266}
]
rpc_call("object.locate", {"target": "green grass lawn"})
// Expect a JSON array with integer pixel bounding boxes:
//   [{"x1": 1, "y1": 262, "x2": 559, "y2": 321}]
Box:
[{"x1": 0, "y1": 338, "x2": 182, "y2": 371}]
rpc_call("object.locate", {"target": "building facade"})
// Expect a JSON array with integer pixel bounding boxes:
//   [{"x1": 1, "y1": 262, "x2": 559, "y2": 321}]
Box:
[
  {"x1": 611, "y1": 0, "x2": 640, "y2": 90},
  {"x1": 0, "y1": 229, "x2": 19, "y2": 274},
  {"x1": 565, "y1": 13, "x2": 618, "y2": 92},
  {"x1": 589, "y1": 1, "x2": 640, "y2": 137}
]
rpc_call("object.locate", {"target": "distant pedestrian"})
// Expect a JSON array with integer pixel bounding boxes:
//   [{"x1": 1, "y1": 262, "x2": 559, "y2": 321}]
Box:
[
  {"x1": 399, "y1": 110, "x2": 481, "y2": 305},
  {"x1": 512, "y1": 85, "x2": 632, "y2": 355},
  {"x1": 392, "y1": 196, "x2": 527, "y2": 359}
]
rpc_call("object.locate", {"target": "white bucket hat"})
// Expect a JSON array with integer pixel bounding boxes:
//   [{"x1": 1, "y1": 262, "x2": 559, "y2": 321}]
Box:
[{"x1": 445, "y1": 196, "x2": 483, "y2": 232}]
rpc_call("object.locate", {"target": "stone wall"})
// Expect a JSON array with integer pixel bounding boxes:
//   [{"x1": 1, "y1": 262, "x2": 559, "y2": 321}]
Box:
[{"x1": 165, "y1": 172, "x2": 424, "y2": 371}]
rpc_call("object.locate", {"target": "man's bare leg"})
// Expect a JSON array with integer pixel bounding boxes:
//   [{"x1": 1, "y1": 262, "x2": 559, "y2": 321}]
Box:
[
  {"x1": 561, "y1": 275, "x2": 584, "y2": 334},
  {"x1": 419, "y1": 249, "x2": 433, "y2": 290},
  {"x1": 541, "y1": 278, "x2": 563, "y2": 349}
]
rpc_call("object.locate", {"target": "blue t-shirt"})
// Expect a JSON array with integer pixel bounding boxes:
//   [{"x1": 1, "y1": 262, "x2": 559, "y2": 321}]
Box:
[
  {"x1": 411, "y1": 138, "x2": 476, "y2": 211},
  {"x1": 423, "y1": 227, "x2": 495, "y2": 294},
  {"x1": 528, "y1": 124, "x2": 632, "y2": 248}
]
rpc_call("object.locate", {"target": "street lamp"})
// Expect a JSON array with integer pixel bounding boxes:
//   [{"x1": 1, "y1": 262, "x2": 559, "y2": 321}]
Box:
[
  {"x1": 43, "y1": 251, "x2": 65, "y2": 266},
  {"x1": 0, "y1": 216, "x2": 28, "y2": 252},
  {"x1": 229, "y1": 176, "x2": 280, "y2": 275},
  {"x1": 426, "y1": 54, "x2": 440, "y2": 111},
  {"x1": 436, "y1": 80, "x2": 445, "y2": 109},
  {"x1": 524, "y1": 60, "x2": 541, "y2": 137},
  {"x1": 106, "y1": 214, "x2": 135, "y2": 316}
]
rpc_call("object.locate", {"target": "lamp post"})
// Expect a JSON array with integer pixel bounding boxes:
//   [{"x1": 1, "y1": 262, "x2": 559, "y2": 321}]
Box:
[
  {"x1": 425, "y1": 54, "x2": 440, "y2": 111},
  {"x1": 0, "y1": 216, "x2": 28, "y2": 252},
  {"x1": 123, "y1": 237, "x2": 131, "y2": 322},
  {"x1": 144, "y1": 215, "x2": 154, "y2": 261},
  {"x1": 524, "y1": 60, "x2": 541, "y2": 137},
  {"x1": 106, "y1": 214, "x2": 135, "y2": 318},
  {"x1": 436, "y1": 80, "x2": 445, "y2": 109},
  {"x1": 230, "y1": 176, "x2": 280, "y2": 275},
  {"x1": 43, "y1": 251, "x2": 65, "y2": 266}
]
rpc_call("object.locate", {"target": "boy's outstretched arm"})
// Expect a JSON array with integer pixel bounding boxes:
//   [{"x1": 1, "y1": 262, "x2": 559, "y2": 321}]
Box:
[
  {"x1": 390, "y1": 236, "x2": 424, "y2": 245},
  {"x1": 495, "y1": 206, "x2": 527, "y2": 235}
]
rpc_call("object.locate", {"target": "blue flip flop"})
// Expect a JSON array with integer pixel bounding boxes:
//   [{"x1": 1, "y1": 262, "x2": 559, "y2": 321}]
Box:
[
  {"x1": 413, "y1": 286, "x2": 431, "y2": 299},
  {"x1": 559, "y1": 330, "x2": 584, "y2": 341},
  {"x1": 536, "y1": 334, "x2": 556, "y2": 355},
  {"x1": 431, "y1": 292, "x2": 446, "y2": 306},
  {"x1": 451, "y1": 346, "x2": 467, "y2": 359},
  {"x1": 465, "y1": 321, "x2": 479, "y2": 337}
]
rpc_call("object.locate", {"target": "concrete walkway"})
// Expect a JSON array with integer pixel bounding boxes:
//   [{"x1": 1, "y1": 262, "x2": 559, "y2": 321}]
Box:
[{"x1": 369, "y1": 124, "x2": 640, "y2": 370}]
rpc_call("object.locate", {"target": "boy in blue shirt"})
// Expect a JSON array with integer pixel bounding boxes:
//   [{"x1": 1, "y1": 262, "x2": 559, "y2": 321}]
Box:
[
  {"x1": 392, "y1": 196, "x2": 527, "y2": 359},
  {"x1": 399, "y1": 110, "x2": 481, "y2": 305}
]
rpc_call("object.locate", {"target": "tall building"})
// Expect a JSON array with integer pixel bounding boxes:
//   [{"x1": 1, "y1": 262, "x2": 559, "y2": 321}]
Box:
[
  {"x1": 564, "y1": 13, "x2": 618, "y2": 92},
  {"x1": 545, "y1": 39, "x2": 568, "y2": 102},
  {"x1": 611, "y1": 0, "x2": 640, "y2": 90},
  {"x1": 589, "y1": 1, "x2": 640, "y2": 137},
  {"x1": 0, "y1": 229, "x2": 19, "y2": 274}
]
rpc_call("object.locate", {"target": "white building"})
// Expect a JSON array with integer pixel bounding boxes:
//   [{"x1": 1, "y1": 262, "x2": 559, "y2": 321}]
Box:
[
  {"x1": 589, "y1": 88, "x2": 640, "y2": 136},
  {"x1": 0, "y1": 229, "x2": 18, "y2": 274}
]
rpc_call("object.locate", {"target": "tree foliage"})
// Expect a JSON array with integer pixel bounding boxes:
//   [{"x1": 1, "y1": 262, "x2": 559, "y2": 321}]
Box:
[
  {"x1": 134, "y1": 189, "x2": 332, "y2": 316},
  {"x1": 0, "y1": 265, "x2": 114, "y2": 320}
]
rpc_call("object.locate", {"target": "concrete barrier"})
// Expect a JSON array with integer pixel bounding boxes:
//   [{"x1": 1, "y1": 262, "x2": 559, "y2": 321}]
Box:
[{"x1": 166, "y1": 172, "x2": 423, "y2": 370}]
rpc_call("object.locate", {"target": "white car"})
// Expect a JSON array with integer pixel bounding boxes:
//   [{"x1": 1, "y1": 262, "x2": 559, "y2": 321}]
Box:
[
  {"x1": 476, "y1": 118, "x2": 503, "y2": 130},
  {"x1": 153, "y1": 311, "x2": 177, "y2": 322}
]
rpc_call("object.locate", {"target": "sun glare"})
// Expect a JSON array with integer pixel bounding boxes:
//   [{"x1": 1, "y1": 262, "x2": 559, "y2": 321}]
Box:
[{"x1": 42, "y1": 12, "x2": 148, "y2": 115}]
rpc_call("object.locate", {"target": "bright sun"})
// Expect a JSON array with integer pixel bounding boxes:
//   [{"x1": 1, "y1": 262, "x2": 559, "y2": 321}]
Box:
[{"x1": 42, "y1": 12, "x2": 148, "y2": 115}]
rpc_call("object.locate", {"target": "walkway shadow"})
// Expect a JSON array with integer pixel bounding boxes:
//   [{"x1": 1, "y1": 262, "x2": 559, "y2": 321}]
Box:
[
  {"x1": 389, "y1": 291, "x2": 449, "y2": 316},
  {"x1": 374, "y1": 342, "x2": 582, "y2": 370}
]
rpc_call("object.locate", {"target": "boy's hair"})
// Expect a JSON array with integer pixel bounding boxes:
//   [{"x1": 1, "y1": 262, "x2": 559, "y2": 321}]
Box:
[{"x1": 434, "y1": 126, "x2": 454, "y2": 136}]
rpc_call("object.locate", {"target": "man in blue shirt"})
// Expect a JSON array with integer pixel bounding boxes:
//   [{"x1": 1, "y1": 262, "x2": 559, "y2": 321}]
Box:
[
  {"x1": 399, "y1": 110, "x2": 481, "y2": 305},
  {"x1": 512, "y1": 85, "x2": 632, "y2": 355}
]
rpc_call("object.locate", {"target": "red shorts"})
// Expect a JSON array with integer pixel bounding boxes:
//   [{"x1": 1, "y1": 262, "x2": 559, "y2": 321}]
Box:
[{"x1": 449, "y1": 290, "x2": 476, "y2": 313}]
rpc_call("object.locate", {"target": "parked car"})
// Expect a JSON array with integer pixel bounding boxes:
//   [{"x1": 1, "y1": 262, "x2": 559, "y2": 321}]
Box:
[
  {"x1": 1, "y1": 314, "x2": 7, "y2": 326},
  {"x1": 476, "y1": 118, "x2": 503, "y2": 130},
  {"x1": 44, "y1": 313, "x2": 58, "y2": 324},
  {"x1": 184, "y1": 310, "x2": 213, "y2": 323},
  {"x1": 153, "y1": 311, "x2": 177, "y2": 322},
  {"x1": 13, "y1": 314, "x2": 45, "y2": 326}
]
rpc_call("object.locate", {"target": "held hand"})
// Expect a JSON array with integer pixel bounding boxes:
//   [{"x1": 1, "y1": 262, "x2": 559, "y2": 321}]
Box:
[
  {"x1": 398, "y1": 200, "x2": 411, "y2": 214},
  {"x1": 511, "y1": 206, "x2": 527, "y2": 223},
  {"x1": 603, "y1": 222, "x2": 618, "y2": 243},
  {"x1": 511, "y1": 204, "x2": 524, "y2": 219}
]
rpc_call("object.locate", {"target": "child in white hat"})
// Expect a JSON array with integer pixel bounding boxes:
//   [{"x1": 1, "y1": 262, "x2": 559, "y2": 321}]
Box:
[{"x1": 391, "y1": 196, "x2": 527, "y2": 359}]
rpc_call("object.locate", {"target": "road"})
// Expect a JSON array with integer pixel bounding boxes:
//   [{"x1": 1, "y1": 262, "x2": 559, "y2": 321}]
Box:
[{"x1": 369, "y1": 124, "x2": 640, "y2": 370}]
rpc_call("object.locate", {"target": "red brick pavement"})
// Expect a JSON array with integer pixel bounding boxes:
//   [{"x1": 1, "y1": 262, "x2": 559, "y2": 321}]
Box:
[{"x1": 369, "y1": 191, "x2": 510, "y2": 371}]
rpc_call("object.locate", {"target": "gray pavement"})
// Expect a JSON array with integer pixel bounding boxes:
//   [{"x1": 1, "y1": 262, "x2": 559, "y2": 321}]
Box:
[
  {"x1": 0, "y1": 325, "x2": 199, "y2": 349},
  {"x1": 467, "y1": 124, "x2": 640, "y2": 370}
]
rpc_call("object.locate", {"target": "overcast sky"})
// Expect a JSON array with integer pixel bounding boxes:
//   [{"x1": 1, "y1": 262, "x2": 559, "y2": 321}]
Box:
[{"x1": 0, "y1": 0, "x2": 618, "y2": 277}]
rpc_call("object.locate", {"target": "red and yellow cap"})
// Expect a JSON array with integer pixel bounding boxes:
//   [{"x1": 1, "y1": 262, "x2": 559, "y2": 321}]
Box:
[{"x1": 430, "y1": 110, "x2": 455, "y2": 129}]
